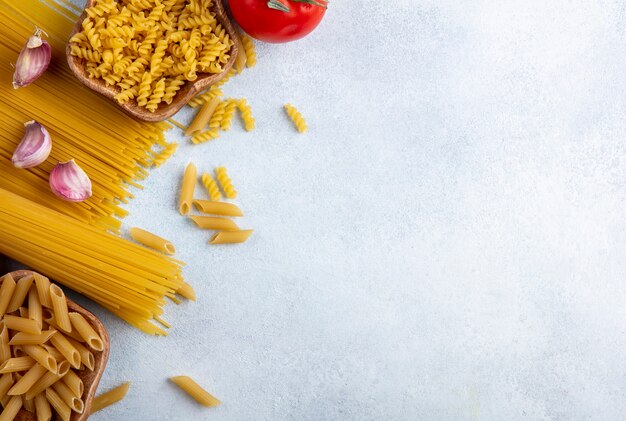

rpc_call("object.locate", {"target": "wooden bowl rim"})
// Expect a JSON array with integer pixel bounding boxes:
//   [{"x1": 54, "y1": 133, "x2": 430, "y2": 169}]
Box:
[
  {"x1": 65, "y1": 0, "x2": 239, "y2": 122},
  {"x1": 5, "y1": 270, "x2": 110, "y2": 421}
]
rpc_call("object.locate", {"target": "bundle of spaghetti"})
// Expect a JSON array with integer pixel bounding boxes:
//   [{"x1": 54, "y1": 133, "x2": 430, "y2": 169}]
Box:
[
  {"x1": 0, "y1": 0, "x2": 169, "y2": 232},
  {"x1": 0, "y1": 187, "x2": 185, "y2": 335}
]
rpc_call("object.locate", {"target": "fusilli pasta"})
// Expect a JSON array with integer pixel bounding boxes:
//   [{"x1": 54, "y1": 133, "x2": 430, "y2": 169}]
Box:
[
  {"x1": 284, "y1": 104, "x2": 307, "y2": 133},
  {"x1": 200, "y1": 173, "x2": 222, "y2": 201},
  {"x1": 215, "y1": 167, "x2": 237, "y2": 199}
]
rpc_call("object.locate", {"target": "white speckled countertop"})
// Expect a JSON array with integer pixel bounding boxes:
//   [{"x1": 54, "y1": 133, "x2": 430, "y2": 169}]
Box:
[{"x1": 8, "y1": 0, "x2": 626, "y2": 419}]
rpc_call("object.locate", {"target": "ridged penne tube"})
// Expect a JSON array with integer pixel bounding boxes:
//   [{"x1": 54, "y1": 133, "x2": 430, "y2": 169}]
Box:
[
  {"x1": 209, "y1": 230, "x2": 254, "y2": 245},
  {"x1": 190, "y1": 216, "x2": 240, "y2": 231},
  {"x1": 33, "y1": 274, "x2": 52, "y2": 309},
  {"x1": 0, "y1": 274, "x2": 16, "y2": 316},
  {"x1": 43, "y1": 311, "x2": 83, "y2": 343},
  {"x1": 0, "y1": 325, "x2": 10, "y2": 364},
  {"x1": 65, "y1": 338, "x2": 93, "y2": 371},
  {"x1": 9, "y1": 330, "x2": 57, "y2": 346},
  {"x1": 61, "y1": 370, "x2": 83, "y2": 398},
  {"x1": 177, "y1": 282, "x2": 196, "y2": 301},
  {"x1": 40, "y1": 345, "x2": 63, "y2": 362},
  {"x1": 4, "y1": 315, "x2": 41, "y2": 335},
  {"x1": 45, "y1": 387, "x2": 71, "y2": 421},
  {"x1": 34, "y1": 393, "x2": 52, "y2": 421},
  {"x1": 179, "y1": 162, "x2": 197, "y2": 215},
  {"x1": 49, "y1": 334, "x2": 80, "y2": 369},
  {"x1": 25, "y1": 368, "x2": 64, "y2": 400},
  {"x1": 28, "y1": 286, "x2": 43, "y2": 329},
  {"x1": 51, "y1": 381, "x2": 83, "y2": 413},
  {"x1": 233, "y1": 33, "x2": 247, "y2": 73},
  {"x1": 49, "y1": 285, "x2": 71, "y2": 333},
  {"x1": 22, "y1": 346, "x2": 57, "y2": 374},
  {"x1": 169, "y1": 376, "x2": 221, "y2": 407},
  {"x1": 0, "y1": 395, "x2": 22, "y2": 420},
  {"x1": 6, "y1": 275, "x2": 34, "y2": 314},
  {"x1": 192, "y1": 200, "x2": 243, "y2": 216},
  {"x1": 7, "y1": 363, "x2": 46, "y2": 395},
  {"x1": 0, "y1": 357, "x2": 35, "y2": 374},
  {"x1": 12, "y1": 346, "x2": 26, "y2": 358},
  {"x1": 185, "y1": 97, "x2": 221, "y2": 136},
  {"x1": 0, "y1": 373, "x2": 13, "y2": 400},
  {"x1": 91, "y1": 382, "x2": 130, "y2": 413},
  {"x1": 129, "y1": 228, "x2": 176, "y2": 256},
  {"x1": 68, "y1": 313, "x2": 103, "y2": 351}
]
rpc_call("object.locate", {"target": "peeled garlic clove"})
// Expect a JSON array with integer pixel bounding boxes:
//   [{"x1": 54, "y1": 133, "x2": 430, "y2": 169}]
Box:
[
  {"x1": 12, "y1": 120, "x2": 52, "y2": 168},
  {"x1": 49, "y1": 159, "x2": 93, "y2": 202},
  {"x1": 13, "y1": 28, "x2": 52, "y2": 89}
]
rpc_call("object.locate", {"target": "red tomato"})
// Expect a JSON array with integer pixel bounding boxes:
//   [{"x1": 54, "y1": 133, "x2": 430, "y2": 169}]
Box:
[{"x1": 229, "y1": 0, "x2": 327, "y2": 43}]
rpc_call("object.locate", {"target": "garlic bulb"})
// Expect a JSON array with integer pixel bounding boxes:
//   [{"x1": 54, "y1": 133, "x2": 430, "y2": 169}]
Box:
[
  {"x1": 12, "y1": 121, "x2": 52, "y2": 168},
  {"x1": 13, "y1": 28, "x2": 52, "y2": 89},
  {"x1": 49, "y1": 160, "x2": 93, "y2": 202}
]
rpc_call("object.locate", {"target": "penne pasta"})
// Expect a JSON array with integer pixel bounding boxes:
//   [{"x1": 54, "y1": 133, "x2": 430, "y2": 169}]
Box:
[
  {"x1": 0, "y1": 275, "x2": 16, "y2": 316},
  {"x1": 45, "y1": 387, "x2": 71, "y2": 421},
  {"x1": 68, "y1": 313, "x2": 103, "y2": 351},
  {"x1": 190, "y1": 215, "x2": 240, "y2": 231},
  {"x1": 6, "y1": 275, "x2": 34, "y2": 314},
  {"x1": 192, "y1": 200, "x2": 244, "y2": 216},
  {"x1": 43, "y1": 311, "x2": 84, "y2": 343},
  {"x1": 23, "y1": 395, "x2": 35, "y2": 413},
  {"x1": 11, "y1": 346, "x2": 26, "y2": 358},
  {"x1": 0, "y1": 395, "x2": 22, "y2": 421},
  {"x1": 24, "y1": 368, "x2": 64, "y2": 401},
  {"x1": 4, "y1": 315, "x2": 41, "y2": 335},
  {"x1": 22, "y1": 346, "x2": 57, "y2": 374},
  {"x1": 51, "y1": 381, "x2": 83, "y2": 413},
  {"x1": 49, "y1": 334, "x2": 80, "y2": 369},
  {"x1": 91, "y1": 382, "x2": 130, "y2": 413},
  {"x1": 179, "y1": 162, "x2": 197, "y2": 215},
  {"x1": 9, "y1": 330, "x2": 57, "y2": 346},
  {"x1": 61, "y1": 370, "x2": 83, "y2": 398},
  {"x1": 33, "y1": 274, "x2": 52, "y2": 309},
  {"x1": 49, "y1": 285, "x2": 72, "y2": 333},
  {"x1": 209, "y1": 230, "x2": 254, "y2": 245},
  {"x1": 7, "y1": 363, "x2": 46, "y2": 395},
  {"x1": 40, "y1": 345, "x2": 63, "y2": 362},
  {"x1": 34, "y1": 393, "x2": 52, "y2": 421},
  {"x1": 0, "y1": 325, "x2": 10, "y2": 364},
  {"x1": 185, "y1": 97, "x2": 221, "y2": 136},
  {"x1": 0, "y1": 357, "x2": 35, "y2": 374},
  {"x1": 169, "y1": 376, "x2": 221, "y2": 407},
  {"x1": 0, "y1": 373, "x2": 13, "y2": 400},
  {"x1": 176, "y1": 282, "x2": 196, "y2": 302},
  {"x1": 129, "y1": 228, "x2": 176, "y2": 256},
  {"x1": 65, "y1": 338, "x2": 94, "y2": 371},
  {"x1": 28, "y1": 286, "x2": 43, "y2": 330}
]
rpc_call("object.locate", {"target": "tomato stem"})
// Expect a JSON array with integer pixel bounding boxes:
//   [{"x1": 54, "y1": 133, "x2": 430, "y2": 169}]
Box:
[{"x1": 266, "y1": 0, "x2": 328, "y2": 12}]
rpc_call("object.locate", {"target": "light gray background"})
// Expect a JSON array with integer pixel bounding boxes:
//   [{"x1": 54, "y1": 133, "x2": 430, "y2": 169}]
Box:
[{"x1": 50, "y1": 0, "x2": 626, "y2": 419}]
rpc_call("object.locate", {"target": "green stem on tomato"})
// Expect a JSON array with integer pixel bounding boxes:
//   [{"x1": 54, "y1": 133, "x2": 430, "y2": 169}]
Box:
[{"x1": 267, "y1": 0, "x2": 328, "y2": 12}]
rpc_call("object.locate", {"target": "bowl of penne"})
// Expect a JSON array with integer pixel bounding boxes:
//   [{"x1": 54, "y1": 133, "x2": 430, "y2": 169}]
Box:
[
  {"x1": 66, "y1": 0, "x2": 239, "y2": 122},
  {"x1": 0, "y1": 270, "x2": 109, "y2": 421}
]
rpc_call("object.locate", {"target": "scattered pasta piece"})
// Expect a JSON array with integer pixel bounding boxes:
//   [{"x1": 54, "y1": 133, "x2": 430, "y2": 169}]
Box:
[
  {"x1": 192, "y1": 200, "x2": 243, "y2": 217},
  {"x1": 190, "y1": 216, "x2": 240, "y2": 231},
  {"x1": 186, "y1": 98, "x2": 222, "y2": 136},
  {"x1": 200, "y1": 173, "x2": 222, "y2": 201},
  {"x1": 152, "y1": 142, "x2": 178, "y2": 168},
  {"x1": 208, "y1": 101, "x2": 227, "y2": 129},
  {"x1": 240, "y1": 33, "x2": 257, "y2": 68},
  {"x1": 168, "y1": 119, "x2": 186, "y2": 131},
  {"x1": 220, "y1": 100, "x2": 239, "y2": 131},
  {"x1": 284, "y1": 104, "x2": 308, "y2": 133},
  {"x1": 233, "y1": 34, "x2": 247, "y2": 73},
  {"x1": 215, "y1": 167, "x2": 237, "y2": 199},
  {"x1": 209, "y1": 230, "x2": 254, "y2": 245},
  {"x1": 188, "y1": 88, "x2": 223, "y2": 108},
  {"x1": 91, "y1": 382, "x2": 131, "y2": 413},
  {"x1": 192, "y1": 129, "x2": 220, "y2": 145},
  {"x1": 129, "y1": 227, "x2": 176, "y2": 255},
  {"x1": 169, "y1": 376, "x2": 221, "y2": 407},
  {"x1": 176, "y1": 282, "x2": 196, "y2": 301},
  {"x1": 236, "y1": 99, "x2": 255, "y2": 131},
  {"x1": 179, "y1": 163, "x2": 197, "y2": 215}
]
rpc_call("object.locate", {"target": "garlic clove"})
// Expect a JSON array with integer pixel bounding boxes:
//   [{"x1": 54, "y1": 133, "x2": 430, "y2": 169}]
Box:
[
  {"x1": 13, "y1": 28, "x2": 52, "y2": 89},
  {"x1": 49, "y1": 159, "x2": 93, "y2": 202},
  {"x1": 12, "y1": 120, "x2": 52, "y2": 168}
]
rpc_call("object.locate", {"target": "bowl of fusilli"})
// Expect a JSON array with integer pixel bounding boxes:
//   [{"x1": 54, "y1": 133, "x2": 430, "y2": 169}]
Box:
[{"x1": 66, "y1": 0, "x2": 239, "y2": 122}]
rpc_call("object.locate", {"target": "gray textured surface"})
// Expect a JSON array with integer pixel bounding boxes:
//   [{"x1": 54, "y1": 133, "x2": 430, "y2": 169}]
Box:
[{"x1": 30, "y1": 0, "x2": 626, "y2": 419}]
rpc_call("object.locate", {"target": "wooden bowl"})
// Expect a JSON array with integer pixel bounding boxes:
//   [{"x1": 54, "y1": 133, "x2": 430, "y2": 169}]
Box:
[
  {"x1": 6, "y1": 270, "x2": 110, "y2": 421},
  {"x1": 66, "y1": 0, "x2": 239, "y2": 122}
]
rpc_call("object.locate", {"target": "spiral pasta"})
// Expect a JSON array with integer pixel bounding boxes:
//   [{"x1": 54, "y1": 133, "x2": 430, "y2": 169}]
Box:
[
  {"x1": 70, "y1": 0, "x2": 234, "y2": 112},
  {"x1": 191, "y1": 129, "x2": 220, "y2": 145},
  {"x1": 237, "y1": 99, "x2": 255, "y2": 131},
  {"x1": 152, "y1": 142, "x2": 179, "y2": 167},
  {"x1": 220, "y1": 100, "x2": 239, "y2": 131},
  {"x1": 208, "y1": 101, "x2": 227, "y2": 129},
  {"x1": 201, "y1": 173, "x2": 222, "y2": 201},
  {"x1": 284, "y1": 104, "x2": 307, "y2": 133},
  {"x1": 215, "y1": 167, "x2": 237, "y2": 199},
  {"x1": 240, "y1": 33, "x2": 257, "y2": 68},
  {"x1": 187, "y1": 88, "x2": 223, "y2": 108}
]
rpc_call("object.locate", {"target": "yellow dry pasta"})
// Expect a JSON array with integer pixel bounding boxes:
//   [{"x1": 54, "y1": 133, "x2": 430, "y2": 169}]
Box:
[
  {"x1": 129, "y1": 228, "x2": 176, "y2": 256},
  {"x1": 209, "y1": 230, "x2": 254, "y2": 245},
  {"x1": 169, "y1": 376, "x2": 221, "y2": 407},
  {"x1": 179, "y1": 162, "x2": 197, "y2": 215},
  {"x1": 1, "y1": 395, "x2": 22, "y2": 421},
  {"x1": 200, "y1": 173, "x2": 222, "y2": 201},
  {"x1": 48, "y1": 286, "x2": 71, "y2": 333},
  {"x1": 28, "y1": 287, "x2": 43, "y2": 331},
  {"x1": 45, "y1": 388, "x2": 71, "y2": 421},
  {"x1": 34, "y1": 392, "x2": 52, "y2": 421},
  {"x1": 4, "y1": 316, "x2": 41, "y2": 335},
  {"x1": 51, "y1": 381, "x2": 83, "y2": 413},
  {"x1": 0, "y1": 275, "x2": 16, "y2": 317},
  {"x1": 0, "y1": 357, "x2": 35, "y2": 374},
  {"x1": 220, "y1": 100, "x2": 239, "y2": 131},
  {"x1": 191, "y1": 129, "x2": 220, "y2": 145},
  {"x1": 176, "y1": 282, "x2": 196, "y2": 302},
  {"x1": 0, "y1": 326, "x2": 10, "y2": 364},
  {"x1": 7, "y1": 275, "x2": 34, "y2": 314},
  {"x1": 65, "y1": 339, "x2": 94, "y2": 372},
  {"x1": 208, "y1": 101, "x2": 227, "y2": 129},
  {"x1": 49, "y1": 334, "x2": 80, "y2": 369},
  {"x1": 192, "y1": 200, "x2": 243, "y2": 216},
  {"x1": 190, "y1": 216, "x2": 240, "y2": 232},
  {"x1": 68, "y1": 313, "x2": 104, "y2": 351},
  {"x1": 22, "y1": 345, "x2": 57, "y2": 374},
  {"x1": 91, "y1": 382, "x2": 131, "y2": 413},
  {"x1": 152, "y1": 142, "x2": 179, "y2": 168},
  {"x1": 185, "y1": 97, "x2": 221, "y2": 136},
  {"x1": 240, "y1": 33, "x2": 257, "y2": 68},
  {"x1": 70, "y1": 0, "x2": 234, "y2": 112},
  {"x1": 284, "y1": 104, "x2": 308, "y2": 133},
  {"x1": 61, "y1": 371, "x2": 83, "y2": 399},
  {"x1": 237, "y1": 99, "x2": 255, "y2": 131},
  {"x1": 8, "y1": 331, "x2": 57, "y2": 347},
  {"x1": 8, "y1": 363, "x2": 47, "y2": 396},
  {"x1": 215, "y1": 167, "x2": 237, "y2": 199},
  {"x1": 188, "y1": 87, "x2": 223, "y2": 108}
]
